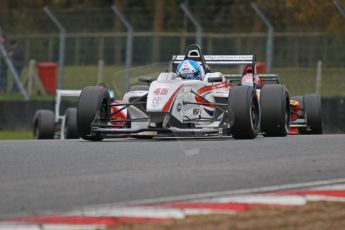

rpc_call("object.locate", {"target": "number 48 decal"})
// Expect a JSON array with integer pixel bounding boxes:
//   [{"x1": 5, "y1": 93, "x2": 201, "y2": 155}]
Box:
[{"x1": 153, "y1": 88, "x2": 168, "y2": 95}]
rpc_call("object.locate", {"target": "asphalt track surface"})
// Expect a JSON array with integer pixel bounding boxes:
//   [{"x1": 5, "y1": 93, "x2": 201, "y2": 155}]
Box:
[{"x1": 0, "y1": 134, "x2": 344, "y2": 218}]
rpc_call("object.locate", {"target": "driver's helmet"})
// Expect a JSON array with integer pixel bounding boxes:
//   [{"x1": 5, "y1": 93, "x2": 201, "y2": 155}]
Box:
[{"x1": 176, "y1": 59, "x2": 202, "y2": 80}]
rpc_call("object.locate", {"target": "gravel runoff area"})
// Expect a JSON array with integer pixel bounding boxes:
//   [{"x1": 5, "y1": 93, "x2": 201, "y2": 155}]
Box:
[{"x1": 112, "y1": 201, "x2": 345, "y2": 230}]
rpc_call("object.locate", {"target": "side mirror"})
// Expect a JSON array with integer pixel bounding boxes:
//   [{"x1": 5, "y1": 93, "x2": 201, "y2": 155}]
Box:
[{"x1": 138, "y1": 76, "x2": 155, "y2": 84}]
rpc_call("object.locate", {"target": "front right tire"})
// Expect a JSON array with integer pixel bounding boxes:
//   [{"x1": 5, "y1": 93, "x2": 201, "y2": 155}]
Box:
[{"x1": 228, "y1": 86, "x2": 260, "y2": 139}]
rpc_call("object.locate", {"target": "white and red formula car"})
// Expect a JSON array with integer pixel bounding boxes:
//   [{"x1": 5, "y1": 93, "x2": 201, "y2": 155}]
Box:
[
  {"x1": 33, "y1": 88, "x2": 126, "y2": 139},
  {"x1": 77, "y1": 44, "x2": 290, "y2": 141},
  {"x1": 227, "y1": 71, "x2": 323, "y2": 135}
]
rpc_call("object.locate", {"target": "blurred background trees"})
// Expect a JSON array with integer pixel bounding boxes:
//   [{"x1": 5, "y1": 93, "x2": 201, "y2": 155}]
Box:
[
  {"x1": 1, "y1": 0, "x2": 344, "y2": 33},
  {"x1": 0, "y1": 0, "x2": 344, "y2": 99},
  {"x1": 0, "y1": 0, "x2": 344, "y2": 72}
]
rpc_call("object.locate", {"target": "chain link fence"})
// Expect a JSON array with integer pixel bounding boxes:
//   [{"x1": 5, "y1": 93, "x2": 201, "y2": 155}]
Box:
[
  {"x1": 6, "y1": 32, "x2": 344, "y2": 68},
  {"x1": 0, "y1": 3, "x2": 345, "y2": 97}
]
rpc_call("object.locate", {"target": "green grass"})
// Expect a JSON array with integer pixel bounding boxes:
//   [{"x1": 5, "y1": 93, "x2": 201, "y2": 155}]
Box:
[
  {"x1": 274, "y1": 67, "x2": 345, "y2": 98},
  {"x1": 0, "y1": 130, "x2": 32, "y2": 140},
  {"x1": 0, "y1": 64, "x2": 166, "y2": 100},
  {"x1": 0, "y1": 65, "x2": 343, "y2": 138},
  {"x1": 215, "y1": 66, "x2": 345, "y2": 97},
  {"x1": 1, "y1": 65, "x2": 344, "y2": 100}
]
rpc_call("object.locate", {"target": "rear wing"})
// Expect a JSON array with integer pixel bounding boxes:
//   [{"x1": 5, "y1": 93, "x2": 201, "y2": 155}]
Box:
[
  {"x1": 225, "y1": 74, "x2": 280, "y2": 84},
  {"x1": 171, "y1": 55, "x2": 256, "y2": 65},
  {"x1": 55, "y1": 90, "x2": 82, "y2": 122},
  {"x1": 170, "y1": 44, "x2": 256, "y2": 73}
]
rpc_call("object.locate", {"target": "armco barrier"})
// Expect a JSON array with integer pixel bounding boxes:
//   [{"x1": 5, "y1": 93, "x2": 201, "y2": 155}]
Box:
[
  {"x1": 321, "y1": 97, "x2": 345, "y2": 133},
  {"x1": 0, "y1": 98, "x2": 344, "y2": 133},
  {"x1": 0, "y1": 100, "x2": 78, "y2": 130}
]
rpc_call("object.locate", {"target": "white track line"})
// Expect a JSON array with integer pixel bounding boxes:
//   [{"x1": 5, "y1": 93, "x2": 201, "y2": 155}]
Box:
[
  {"x1": 309, "y1": 184, "x2": 345, "y2": 190},
  {"x1": 305, "y1": 195, "x2": 345, "y2": 202},
  {"x1": 206, "y1": 194, "x2": 306, "y2": 206},
  {"x1": 109, "y1": 177, "x2": 345, "y2": 206},
  {"x1": 0, "y1": 224, "x2": 104, "y2": 230},
  {"x1": 3, "y1": 178, "x2": 345, "y2": 227},
  {"x1": 64, "y1": 181, "x2": 345, "y2": 219},
  {"x1": 67, "y1": 206, "x2": 232, "y2": 219},
  {"x1": 67, "y1": 207, "x2": 186, "y2": 219},
  {"x1": 0, "y1": 224, "x2": 40, "y2": 230}
]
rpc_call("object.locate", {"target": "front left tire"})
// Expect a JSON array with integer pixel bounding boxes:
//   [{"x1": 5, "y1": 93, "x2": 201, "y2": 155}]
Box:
[{"x1": 77, "y1": 86, "x2": 110, "y2": 141}]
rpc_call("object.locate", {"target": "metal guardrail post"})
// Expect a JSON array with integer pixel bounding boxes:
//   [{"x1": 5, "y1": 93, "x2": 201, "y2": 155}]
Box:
[
  {"x1": 97, "y1": 59, "x2": 104, "y2": 84},
  {"x1": 315, "y1": 60, "x2": 322, "y2": 94},
  {"x1": 180, "y1": 3, "x2": 203, "y2": 48},
  {"x1": 251, "y1": 3, "x2": 274, "y2": 73},
  {"x1": 112, "y1": 5, "x2": 133, "y2": 92},
  {"x1": 43, "y1": 6, "x2": 65, "y2": 89},
  {"x1": 334, "y1": 0, "x2": 345, "y2": 18},
  {"x1": 0, "y1": 28, "x2": 29, "y2": 100}
]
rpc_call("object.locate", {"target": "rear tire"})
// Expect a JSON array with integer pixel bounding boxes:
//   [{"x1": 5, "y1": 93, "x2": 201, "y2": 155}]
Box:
[
  {"x1": 304, "y1": 93, "x2": 322, "y2": 134},
  {"x1": 228, "y1": 86, "x2": 259, "y2": 139},
  {"x1": 77, "y1": 86, "x2": 110, "y2": 141},
  {"x1": 64, "y1": 108, "x2": 79, "y2": 139},
  {"x1": 33, "y1": 110, "x2": 55, "y2": 139},
  {"x1": 261, "y1": 85, "x2": 290, "y2": 137}
]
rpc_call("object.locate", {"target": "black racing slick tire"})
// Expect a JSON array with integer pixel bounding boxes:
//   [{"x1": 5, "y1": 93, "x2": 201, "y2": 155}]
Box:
[
  {"x1": 77, "y1": 86, "x2": 110, "y2": 141},
  {"x1": 260, "y1": 84, "x2": 290, "y2": 137},
  {"x1": 64, "y1": 108, "x2": 79, "y2": 139},
  {"x1": 33, "y1": 110, "x2": 55, "y2": 139},
  {"x1": 304, "y1": 93, "x2": 323, "y2": 134},
  {"x1": 229, "y1": 86, "x2": 260, "y2": 139}
]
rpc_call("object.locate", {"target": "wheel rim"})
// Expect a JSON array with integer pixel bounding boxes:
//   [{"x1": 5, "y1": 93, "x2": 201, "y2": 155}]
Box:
[
  {"x1": 250, "y1": 98, "x2": 259, "y2": 131},
  {"x1": 34, "y1": 127, "x2": 39, "y2": 139},
  {"x1": 33, "y1": 122, "x2": 39, "y2": 139},
  {"x1": 284, "y1": 111, "x2": 289, "y2": 132},
  {"x1": 64, "y1": 123, "x2": 68, "y2": 138},
  {"x1": 100, "y1": 98, "x2": 109, "y2": 120},
  {"x1": 284, "y1": 99, "x2": 290, "y2": 133}
]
